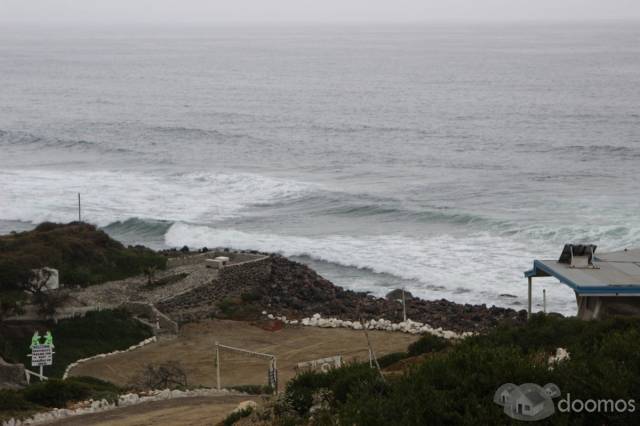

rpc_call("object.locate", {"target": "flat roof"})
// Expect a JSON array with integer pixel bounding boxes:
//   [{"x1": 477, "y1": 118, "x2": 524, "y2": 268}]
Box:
[{"x1": 525, "y1": 249, "x2": 640, "y2": 296}]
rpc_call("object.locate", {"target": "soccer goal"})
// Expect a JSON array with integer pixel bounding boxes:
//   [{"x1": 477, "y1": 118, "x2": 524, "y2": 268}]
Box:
[{"x1": 214, "y1": 342, "x2": 278, "y2": 394}]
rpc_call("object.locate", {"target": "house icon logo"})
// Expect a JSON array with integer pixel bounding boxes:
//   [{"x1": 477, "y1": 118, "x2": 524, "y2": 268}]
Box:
[{"x1": 494, "y1": 383, "x2": 561, "y2": 421}]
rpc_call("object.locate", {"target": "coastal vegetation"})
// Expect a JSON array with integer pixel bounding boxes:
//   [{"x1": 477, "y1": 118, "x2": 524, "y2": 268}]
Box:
[
  {"x1": 0, "y1": 376, "x2": 120, "y2": 421},
  {"x1": 0, "y1": 309, "x2": 153, "y2": 378},
  {"x1": 0, "y1": 222, "x2": 166, "y2": 291},
  {"x1": 269, "y1": 314, "x2": 640, "y2": 425}
]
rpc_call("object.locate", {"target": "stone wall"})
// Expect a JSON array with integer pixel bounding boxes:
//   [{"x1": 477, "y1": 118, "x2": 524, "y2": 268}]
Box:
[
  {"x1": 218, "y1": 255, "x2": 272, "y2": 293},
  {"x1": 157, "y1": 256, "x2": 272, "y2": 322}
]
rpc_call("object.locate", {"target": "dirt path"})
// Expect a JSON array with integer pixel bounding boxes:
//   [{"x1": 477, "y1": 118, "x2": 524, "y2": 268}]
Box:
[
  {"x1": 46, "y1": 395, "x2": 259, "y2": 426},
  {"x1": 68, "y1": 319, "x2": 418, "y2": 389}
]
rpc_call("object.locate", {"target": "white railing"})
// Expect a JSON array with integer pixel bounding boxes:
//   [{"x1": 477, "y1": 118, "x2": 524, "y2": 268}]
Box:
[{"x1": 24, "y1": 368, "x2": 48, "y2": 384}]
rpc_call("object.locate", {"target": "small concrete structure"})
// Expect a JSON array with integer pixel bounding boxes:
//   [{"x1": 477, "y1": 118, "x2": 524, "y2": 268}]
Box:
[
  {"x1": 30, "y1": 267, "x2": 59, "y2": 291},
  {"x1": 525, "y1": 244, "x2": 640, "y2": 319},
  {"x1": 205, "y1": 259, "x2": 225, "y2": 269},
  {"x1": 206, "y1": 256, "x2": 230, "y2": 270}
]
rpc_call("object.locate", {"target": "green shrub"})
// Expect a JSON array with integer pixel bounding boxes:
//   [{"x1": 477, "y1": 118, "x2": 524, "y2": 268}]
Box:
[
  {"x1": 407, "y1": 333, "x2": 449, "y2": 356},
  {"x1": 281, "y1": 316, "x2": 640, "y2": 425},
  {"x1": 0, "y1": 222, "x2": 167, "y2": 290},
  {"x1": 240, "y1": 291, "x2": 261, "y2": 303},
  {"x1": 217, "y1": 298, "x2": 239, "y2": 317},
  {"x1": 285, "y1": 363, "x2": 381, "y2": 416},
  {"x1": 228, "y1": 384, "x2": 273, "y2": 395},
  {"x1": 376, "y1": 352, "x2": 408, "y2": 369},
  {"x1": 0, "y1": 309, "x2": 152, "y2": 377},
  {"x1": 22, "y1": 379, "x2": 90, "y2": 408},
  {"x1": 221, "y1": 407, "x2": 253, "y2": 426},
  {"x1": 0, "y1": 390, "x2": 34, "y2": 411},
  {"x1": 65, "y1": 376, "x2": 121, "y2": 394}
]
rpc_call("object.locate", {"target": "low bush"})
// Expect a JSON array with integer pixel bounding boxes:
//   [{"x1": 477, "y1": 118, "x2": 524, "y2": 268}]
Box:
[
  {"x1": 285, "y1": 363, "x2": 382, "y2": 416},
  {"x1": 228, "y1": 384, "x2": 273, "y2": 395},
  {"x1": 280, "y1": 315, "x2": 640, "y2": 425},
  {"x1": 0, "y1": 390, "x2": 34, "y2": 411},
  {"x1": 240, "y1": 290, "x2": 262, "y2": 303},
  {"x1": 0, "y1": 309, "x2": 153, "y2": 377},
  {"x1": 0, "y1": 222, "x2": 167, "y2": 290},
  {"x1": 0, "y1": 376, "x2": 121, "y2": 417},
  {"x1": 376, "y1": 351, "x2": 408, "y2": 369},
  {"x1": 220, "y1": 407, "x2": 253, "y2": 426},
  {"x1": 407, "y1": 333, "x2": 450, "y2": 356},
  {"x1": 130, "y1": 361, "x2": 188, "y2": 391},
  {"x1": 22, "y1": 379, "x2": 90, "y2": 408}
]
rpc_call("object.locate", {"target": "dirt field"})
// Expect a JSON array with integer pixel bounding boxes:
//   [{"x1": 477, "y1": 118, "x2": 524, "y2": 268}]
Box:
[
  {"x1": 47, "y1": 395, "x2": 260, "y2": 426},
  {"x1": 68, "y1": 319, "x2": 418, "y2": 389}
]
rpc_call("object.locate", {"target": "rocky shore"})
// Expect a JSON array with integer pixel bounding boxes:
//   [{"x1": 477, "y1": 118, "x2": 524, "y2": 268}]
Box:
[{"x1": 252, "y1": 255, "x2": 529, "y2": 332}]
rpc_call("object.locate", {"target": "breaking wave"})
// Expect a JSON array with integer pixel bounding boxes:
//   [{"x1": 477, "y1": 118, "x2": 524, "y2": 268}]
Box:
[
  {"x1": 164, "y1": 222, "x2": 579, "y2": 313},
  {"x1": 0, "y1": 169, "x2": 313, "y2": 226}
]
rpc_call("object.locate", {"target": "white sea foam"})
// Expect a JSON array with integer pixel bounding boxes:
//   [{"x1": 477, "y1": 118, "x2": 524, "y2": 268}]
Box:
[
  {"x1": 165, "y1": 223, "x2": 578, "y2": 314},
  {"x1": 0, "y1": 169, "x2": 311, "y2": 226}
]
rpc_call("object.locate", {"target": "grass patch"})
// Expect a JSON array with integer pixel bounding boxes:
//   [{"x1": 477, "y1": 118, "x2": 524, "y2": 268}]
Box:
[{"x1": 0, "y1": 309, "x2": 153, "y2": 378}]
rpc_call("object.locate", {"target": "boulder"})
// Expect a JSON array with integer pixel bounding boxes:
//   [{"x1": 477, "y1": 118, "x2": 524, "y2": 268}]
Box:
[
  {"x1": 233, "y1": 400, "x2": 258, "y2": 413},
  {"x1": 0, "y1": 356, "x2": 27, "y2": 390}
]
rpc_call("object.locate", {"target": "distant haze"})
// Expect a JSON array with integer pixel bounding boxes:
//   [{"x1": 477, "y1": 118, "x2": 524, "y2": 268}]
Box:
[{"x1": 1, "y1": 0, "x2": 640, "y2": 24}]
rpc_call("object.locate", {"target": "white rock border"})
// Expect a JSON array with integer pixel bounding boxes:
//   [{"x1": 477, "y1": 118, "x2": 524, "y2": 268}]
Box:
[
  {"x1": 262, "y1": 311, "x2": 474, "y2": 340},
  {"x1": 62, "y1": 336, "x2": 157, "y2": 379},
  {"x1": 2, "y1": 388, "x2": 238, "y2": 426}
]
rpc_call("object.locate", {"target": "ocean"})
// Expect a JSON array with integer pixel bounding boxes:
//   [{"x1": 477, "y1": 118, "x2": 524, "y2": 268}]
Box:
[{"x1": 1, "y1": 22, "x2": 639, "y2": 315}]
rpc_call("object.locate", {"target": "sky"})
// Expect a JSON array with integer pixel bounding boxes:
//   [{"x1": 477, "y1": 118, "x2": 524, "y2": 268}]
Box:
[{"x1": 1, "y1": 0, "x2": 640, "y2": 24}]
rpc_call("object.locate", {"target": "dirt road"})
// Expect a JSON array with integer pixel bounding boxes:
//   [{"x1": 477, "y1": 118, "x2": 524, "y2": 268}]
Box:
[
  {"x1": 68, "y1": 319, "x2": 417, "y2": 389},
  {"x1": 47, "y1": 395, "x2": 260, "y2": 426}
]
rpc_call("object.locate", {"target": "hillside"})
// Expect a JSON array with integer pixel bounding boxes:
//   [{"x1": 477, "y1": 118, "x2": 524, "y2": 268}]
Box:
[
  {"x1": 0, "y1": 222, "x2": 166, "y2": 290},
  {"x1": 268, "y1": 314, "x2": 640, "y2": 425}
]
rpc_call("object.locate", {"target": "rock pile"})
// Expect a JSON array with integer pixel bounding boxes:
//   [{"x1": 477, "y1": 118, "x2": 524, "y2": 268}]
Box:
[
  {"x1": 264, "y1": 312, "x2": 473, "y2": 339},
  {"x1": 258, "y1": 255, "x2": 528, "y2": 332}
]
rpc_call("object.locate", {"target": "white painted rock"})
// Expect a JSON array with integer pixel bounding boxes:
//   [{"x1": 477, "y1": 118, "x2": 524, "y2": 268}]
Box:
[{"x1": 233, "y1": 400, "x2": 258, "y2": 413}]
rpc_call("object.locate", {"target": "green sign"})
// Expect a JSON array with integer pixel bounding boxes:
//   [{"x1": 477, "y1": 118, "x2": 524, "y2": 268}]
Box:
[{"x1": 30, "y1": 331, "x2": 54, "y2": 349}]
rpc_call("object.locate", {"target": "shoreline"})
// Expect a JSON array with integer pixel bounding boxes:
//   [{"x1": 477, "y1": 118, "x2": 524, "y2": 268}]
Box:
[{"x1": 248, "y1": 253, "x2": 531, "y2": 333}]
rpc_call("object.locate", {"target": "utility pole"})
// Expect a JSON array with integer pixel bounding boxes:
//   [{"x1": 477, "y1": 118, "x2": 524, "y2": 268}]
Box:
[
  {"x1": 78, "y1": 193, "x2": 82, "y2": 222},
  {"x1": 543, "y1": 289, "x2": 547, "y2": 314},
  {"x1": 402, "y1": 288, "x2": 407, "y2": 322},
  {"x1": 215, "y1": 341, "x2": 220, "y2": 391}
]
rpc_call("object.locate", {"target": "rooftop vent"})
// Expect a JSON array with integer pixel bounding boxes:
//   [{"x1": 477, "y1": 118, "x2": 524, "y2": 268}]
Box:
[{"x1": 558, "y1": 244, "x2": 598, "y2": 268}]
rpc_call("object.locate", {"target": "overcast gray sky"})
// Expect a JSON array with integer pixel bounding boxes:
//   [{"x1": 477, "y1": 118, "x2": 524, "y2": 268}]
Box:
[{"x1": 1, "y1": 0, "x2": 640, "y2": 24}]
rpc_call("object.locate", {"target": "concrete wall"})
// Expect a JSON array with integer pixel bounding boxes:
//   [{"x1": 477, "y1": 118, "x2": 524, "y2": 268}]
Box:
[
  {"x1": 576, "y1": 295, "x2": 640, "y2": 320},
  {"x1": 167, "y1": 251, "x2": 265, "y2": 268}
]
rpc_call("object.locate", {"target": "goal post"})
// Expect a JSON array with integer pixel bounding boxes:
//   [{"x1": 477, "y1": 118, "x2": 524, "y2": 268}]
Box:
[{"x1": 214, "y1": 341, "x2": 278, "y2": 394}]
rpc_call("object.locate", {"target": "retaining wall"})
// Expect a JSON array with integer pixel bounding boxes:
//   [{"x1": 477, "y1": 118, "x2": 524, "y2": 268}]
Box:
[{"x1": 157, "y1": 256, "x2": 272, "y2": 321}]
